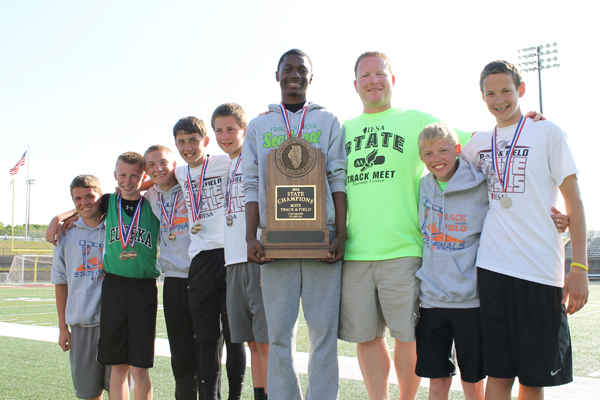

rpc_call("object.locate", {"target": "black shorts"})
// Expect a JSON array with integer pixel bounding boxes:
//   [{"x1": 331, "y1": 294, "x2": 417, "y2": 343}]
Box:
[
  {"x1": 478, "y1": 268, "x2": 573, "y2": 387},
  {"x1": 415, "y1": 307, "x2": 484, "y2": 383},
  {"x1": 188, "y1": 248, "x2": 227, "y2": 342},
  {"x1": 97, "y1": 273, "x2": 157, "y2": 368}
]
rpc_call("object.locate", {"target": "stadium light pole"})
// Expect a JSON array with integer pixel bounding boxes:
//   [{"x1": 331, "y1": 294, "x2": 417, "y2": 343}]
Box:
[{"x1": 518, "y1": 42, "x2": 560, "y2": 114}]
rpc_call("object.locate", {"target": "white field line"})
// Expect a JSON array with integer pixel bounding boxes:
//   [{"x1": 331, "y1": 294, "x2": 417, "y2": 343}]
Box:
[
  {"x1": 0, "y1": 304, "x2": 56, "y2": 308},
  {"x1": 568, "y1": 310, "x2": 600, "y2": 318},
  {"x1": 3, "y1": 295, "x2": 54, "y2": 299},
  {"x1": 0, "y1": 312, "x2": 55, "y2": 316}
]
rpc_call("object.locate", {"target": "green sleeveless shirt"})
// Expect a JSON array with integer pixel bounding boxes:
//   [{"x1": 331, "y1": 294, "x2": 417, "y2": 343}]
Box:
[{"x1": 103, "y1": 194, "x2": 160, "y2": 278}]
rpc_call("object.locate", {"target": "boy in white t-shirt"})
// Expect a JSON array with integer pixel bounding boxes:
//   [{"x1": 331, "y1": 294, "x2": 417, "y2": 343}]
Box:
[
  {"x1": 462, "y1": 60, "x2": 588, "y2": 400},
  {"x1": 172, "y1": 116, "x2": 247, "y2": 400},
  {"x1": 211, "y1": 103, "x2": 269, "y2": 400}
]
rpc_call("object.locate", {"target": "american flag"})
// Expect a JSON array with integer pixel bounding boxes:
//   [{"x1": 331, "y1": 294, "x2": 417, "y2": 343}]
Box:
[{"x1": 9, "y1": 151, "x2": 27, "y2": 176}]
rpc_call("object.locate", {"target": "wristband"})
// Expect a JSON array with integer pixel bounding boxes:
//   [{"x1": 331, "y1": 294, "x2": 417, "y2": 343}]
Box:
[{"x1": 570, "y1": 262, "x2": 588, "y2": 272}]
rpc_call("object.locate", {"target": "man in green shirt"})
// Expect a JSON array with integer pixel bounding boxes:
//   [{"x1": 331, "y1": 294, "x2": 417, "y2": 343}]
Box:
[{"x1": 338, "y1": 52, "x2": 471, "y2": 400}]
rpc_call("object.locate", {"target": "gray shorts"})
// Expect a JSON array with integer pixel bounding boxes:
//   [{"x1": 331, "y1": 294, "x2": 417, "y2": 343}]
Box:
[
  {"x1": 226, "y1": 262, "x2": 268, "y2": 344},
  {"x1": 338, "y1": 257, "x2": 421, "y2": 343},
  {"x1": 70, "y1": 325, "x2": 110, "y2": 399}
]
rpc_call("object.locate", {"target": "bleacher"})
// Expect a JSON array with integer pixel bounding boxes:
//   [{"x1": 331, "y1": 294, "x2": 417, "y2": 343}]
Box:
[{"x1": 564, "y1": 235, "x2": 600, "y2": 280}]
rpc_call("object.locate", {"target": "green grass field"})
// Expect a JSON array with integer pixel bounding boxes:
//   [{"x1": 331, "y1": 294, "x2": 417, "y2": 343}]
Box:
[
  {"x1": 0, "y1": 240, "x2": 54, "y2": 257},
  {"x1": 0, "y1": 284, "x2": 598, "y2": 399}
]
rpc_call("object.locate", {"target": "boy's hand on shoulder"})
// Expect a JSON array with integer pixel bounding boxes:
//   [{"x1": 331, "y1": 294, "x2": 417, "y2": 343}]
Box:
[
  {"x1": 318, "y1": 233, "x2": 346, "y2": 264},
  {"x1": 524, "y1": 110, "x2": 546, "y2": 122},
  {"x1": 46, "y1": 217, "x2": 62, "y2": 245},
  {"x1": 140, "y1": 179, "x2": 153, "y2": 192},
  {"x1": 62, "y1": 214, "x2": 79, "y2": 235},
  {"x1": 247, "y1": 239, "x2": 273, "y2": 265},
  {"x1": 58, "y1": 326, "x2": 71, "y2": 351},
  {"x1": 563, "y1": 266, "x2": 589, "y2": 314},
  {"x1": 46, "y1": 210, "x2": 79, "y2": 244},
  {"x1": 551, "y1": 207, "x2": 569, "y2": 233}
]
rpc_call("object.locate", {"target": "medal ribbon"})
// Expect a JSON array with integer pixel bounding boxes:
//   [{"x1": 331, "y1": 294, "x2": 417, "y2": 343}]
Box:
[
  {"x1": 186, "y1": 155, "x2": 209, "y2": 223},
  {"x1": 159, "y1": 190, "x2": 180, "y2": 232},
  {"x1": 225, "y1": 155, "x2": 242, "y2": 216},
  {"x1": 118, "y1": 195, "x2": 143, "y2": 250},
  {"x1": 279, "y1": 102, "x2": 309, "y2": 139},
  {"x1": 491, "y1": 116, "x2": 526, "y2": 193}
]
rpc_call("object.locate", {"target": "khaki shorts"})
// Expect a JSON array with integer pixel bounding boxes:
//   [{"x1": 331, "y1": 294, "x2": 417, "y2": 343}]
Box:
[{"x1": 338, "y1": 257, "x2": 421, "y2": 343}]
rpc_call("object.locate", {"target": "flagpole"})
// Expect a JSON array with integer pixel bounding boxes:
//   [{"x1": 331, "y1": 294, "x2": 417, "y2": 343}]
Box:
[
  {"x1": 11, "y1": 179, "x2": 15, "y2": 246},
  {"x1": 25, "y1": 146, "x2": 30, "y2": 241}
]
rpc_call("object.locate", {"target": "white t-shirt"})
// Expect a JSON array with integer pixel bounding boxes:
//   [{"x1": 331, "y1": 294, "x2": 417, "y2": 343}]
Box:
[
  {"x1": 174, "y1": 154, "x2": 230, "y2": 260},
  {"x1": 462, "y1": 120, "x2": 578, "y2": 287},
  {"x1": 222, "y1": 155, "x2": 250, "y2": 266}
]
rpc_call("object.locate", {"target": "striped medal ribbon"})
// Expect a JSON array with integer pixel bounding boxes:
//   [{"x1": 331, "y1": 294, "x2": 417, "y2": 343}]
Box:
[
  {"x1": 159, "y1": 190, "x2": 180, "y2": 241},
  {"x1": 279, "y1": 102, "x2": 309, "y2": 139},
  {"x1": 117, "y1": 195, "x2": 142, "y2": 260},
  {"x1": 186, "y1": 156, "x2": 209, "y2": 234},
  {"x1": 491, "y1": 116, "x2": 525, "y2": 209},
  {"x1": 225, "y1": 155, "x2": 242, "y2": 227}
]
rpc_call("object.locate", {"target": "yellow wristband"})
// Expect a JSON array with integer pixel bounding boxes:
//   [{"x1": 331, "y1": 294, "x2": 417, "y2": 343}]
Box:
[{"x1": 571, "y1": 262, "x2": 588, "y2": 272}]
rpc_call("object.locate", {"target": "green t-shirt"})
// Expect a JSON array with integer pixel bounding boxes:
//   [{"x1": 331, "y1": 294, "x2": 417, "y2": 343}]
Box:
[
  {"x1": 104, "y1": 194, "x2": 160, "y2": 278},
  {"x1": 344, "y1": 107, "x2": 470, "y2": 260},
  {"x1": 437, "y1": 180, "x2": 448, "y2": 191}
]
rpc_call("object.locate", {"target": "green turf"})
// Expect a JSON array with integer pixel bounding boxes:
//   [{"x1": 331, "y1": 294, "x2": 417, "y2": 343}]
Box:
[
  {"x1": 1, "y1": 284, "x2": 599, "y2": 399},
  {"x1": 565, "y1": 284, "x2": 600, "y2": 377},
  {"x1": 0, "y1": 335, "x2": 449, "y2": 400},
  {"x1": 0, "y1": 240, "x2": 54, "y2": 256},
  {"x1": 0, "y1": 336, "x2": 259, "y2": 400}
]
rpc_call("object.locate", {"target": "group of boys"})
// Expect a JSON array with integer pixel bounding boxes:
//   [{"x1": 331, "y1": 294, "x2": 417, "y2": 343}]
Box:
[
  {"x1": 49, "y1": 48, "x2": 588, "y2": 400},
  {"x1": 49, "y1": 104, "x2": 268, "y2": 400}
]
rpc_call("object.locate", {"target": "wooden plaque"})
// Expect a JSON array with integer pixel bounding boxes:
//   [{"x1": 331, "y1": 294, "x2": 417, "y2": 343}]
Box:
[{"x1": 262, "y1": 137, "x2": 330, "y2": 258}]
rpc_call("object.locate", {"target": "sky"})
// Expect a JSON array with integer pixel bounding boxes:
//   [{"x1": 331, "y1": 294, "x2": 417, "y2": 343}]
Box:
[{"x1": 1, "y1": 0, "x2": 599, "y2": 231}]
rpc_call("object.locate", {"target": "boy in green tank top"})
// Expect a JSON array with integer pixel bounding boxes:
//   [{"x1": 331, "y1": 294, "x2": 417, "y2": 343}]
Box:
[
  {"x1": 96, "y1": 152, "x2": 159, "y2": 400},
  {"x1": 45, "y1": 152, "x2": 161, "y2": 400}
]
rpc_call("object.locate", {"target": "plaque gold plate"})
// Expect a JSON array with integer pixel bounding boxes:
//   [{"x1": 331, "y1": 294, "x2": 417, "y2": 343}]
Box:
[{"x1": 262, "y1": 138, "x2": 330, "y2": 259}]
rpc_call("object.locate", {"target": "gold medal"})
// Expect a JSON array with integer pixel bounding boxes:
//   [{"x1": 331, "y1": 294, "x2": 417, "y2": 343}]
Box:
[
  {"x1": 119, "y1": 251, "x2": 130, "y2": 261},
  {"x1": 500, "y1": 196, "x2": 512, "y2": 209},
  {"x1": 194, "y1": 222, "x2": 202, "y2": 231},
  {"x1": 226, "y1": 216, "x2": 233, "y2": 227},
  {"x1": 129, "y1": 250, "x2": 138, "y2": 259},
  {"x1": 168, "y1": 233, "x2": 176, "y2": 241}
]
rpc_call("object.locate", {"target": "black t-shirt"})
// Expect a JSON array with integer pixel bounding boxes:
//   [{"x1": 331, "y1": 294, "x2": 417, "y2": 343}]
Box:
[
  {"x1": 283, "y1": 101, "x2": 306, "y2": 113},
  {"x1": 100, "y1": 193, "x2": 140, "y2": 218}
]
